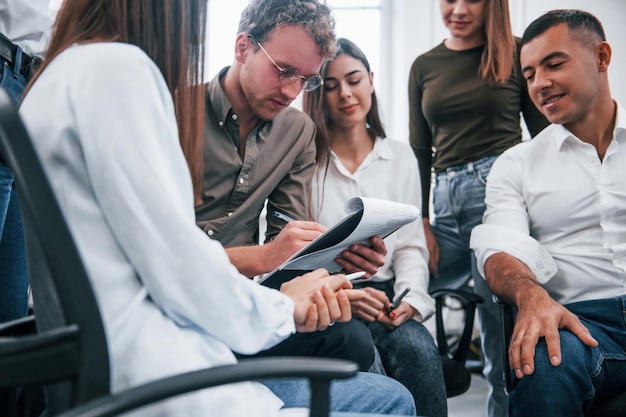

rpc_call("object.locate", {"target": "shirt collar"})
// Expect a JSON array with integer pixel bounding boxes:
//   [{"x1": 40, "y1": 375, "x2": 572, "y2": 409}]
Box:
[
  {"x1": 553, "y1": 100, "x2": 626, "y2": 151},
  {"x1": 371, "y1": 136, "x2": 394, "y2": 161},
  {"x1": 613, "y1": 101, "x2": 626, "y2": 140},
  {"x1": 206, "y1": 66, "x2": 270, "y2": 142},
  {"x1": 329, "y1": 136, "x2": 392, "y2": 176},
  {"x1": 206, "y1": 67, "x2": 233, "y2": 124}
]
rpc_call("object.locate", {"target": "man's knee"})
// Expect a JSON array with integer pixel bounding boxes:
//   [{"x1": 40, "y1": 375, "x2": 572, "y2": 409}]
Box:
[
  {"x1": 510, "y1": 330, "x2": 595, "y2": 413},
  {"x1": 533, "y1": 331, "x2": 594, "y2": 379}
]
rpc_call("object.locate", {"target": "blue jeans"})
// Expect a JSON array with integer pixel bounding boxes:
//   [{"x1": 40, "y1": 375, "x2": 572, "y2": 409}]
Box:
[
  {"x1": 510, "y1": 297, "x2": 626, "y2": 417},
  {"x1": 431, "y1": 155, "x2": 508, "y2": 417},
  {"x1": 358, "y1": 280, "x2": 447, "y2": 417},
  {"x1": 262, "y1": 371, "x2": 417, "y2": 416},
  {"x1": 0, "y1": 46, "x2": 28, "y2": 102},
  {"x1": 238, "y1": 319, "x2": 375, "y2": 372},
  {"x1": 0, "y1": 50, "x2": 29, "y2": 323}
]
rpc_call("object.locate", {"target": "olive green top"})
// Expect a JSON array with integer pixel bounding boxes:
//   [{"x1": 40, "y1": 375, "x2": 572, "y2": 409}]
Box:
[{"x1": 408, "y1": 39, "x2": 549, "y2": 217}]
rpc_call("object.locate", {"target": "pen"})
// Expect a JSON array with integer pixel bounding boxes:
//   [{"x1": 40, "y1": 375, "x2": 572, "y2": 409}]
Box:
[
  {"x1": 345, "y1": 271, "x2": 366, "y2": 281},
  {"x1": 388, "y1": 287, "x2": 410, "y2": 315},
  {"x1": 273, "y1": 211, "x2": 296, "y2": 223}
]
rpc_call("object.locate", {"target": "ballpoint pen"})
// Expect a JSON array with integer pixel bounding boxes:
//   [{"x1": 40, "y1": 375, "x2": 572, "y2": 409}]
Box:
[
  {"x1": 345, "y1": 271, "x2": 366, "y2": 281},
  {"x1": 272, "y1": 211, "x2": 296, "y2": 223},
  {"x1": 388, "y1": 287, "x2": 410, "y2": 315}
]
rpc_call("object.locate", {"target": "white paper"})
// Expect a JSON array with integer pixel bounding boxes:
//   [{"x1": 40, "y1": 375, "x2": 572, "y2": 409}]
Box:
[{"x1": 258, "y1": 197, "x2": 420, "y2": 286}]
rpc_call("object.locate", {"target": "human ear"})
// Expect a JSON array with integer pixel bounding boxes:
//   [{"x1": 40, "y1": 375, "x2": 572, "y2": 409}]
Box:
[
  {"x1": 597, "y1": 41, "x2": 612, "y2": 72},
  {"x1": 234, "y1": 33, "x2": 250, "y2": 64}
]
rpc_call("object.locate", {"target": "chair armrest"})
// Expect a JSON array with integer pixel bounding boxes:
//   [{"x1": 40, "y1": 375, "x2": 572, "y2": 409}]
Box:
[
  {"x1": 430, "y1": 288, "x2": 483, "y2": 304},
  {"x1": 56, "y1": 357, "x2": 359, "y2": 417},
  {"x1": 430, "y1": 288, "x2": 483, "y2": 363},
  {"x1": 0, "y1": 324, "x2": 81, "y2": 388},
  {"x1": 496, "y1": 298, "x2": 516, "y2": 393},
  {"x1": 0, "y1": 315, "x2": 37, "y2": 336}
]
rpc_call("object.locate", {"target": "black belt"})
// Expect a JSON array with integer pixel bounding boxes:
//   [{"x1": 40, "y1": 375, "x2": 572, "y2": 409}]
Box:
[{"x1": 0, "y1": 33, "x2": 43, "y2": 80}]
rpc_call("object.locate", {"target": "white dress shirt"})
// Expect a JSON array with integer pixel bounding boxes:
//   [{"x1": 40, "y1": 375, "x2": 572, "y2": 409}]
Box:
[
  {"x1": 0, "y1": 0, "x2": 52, "y2": 56},
  {"x1": 21, "y1": 43, "x2": 295, "y2": 416},
  {"x1": 311, "y1": 137, "x2": 434, "y2": 321},
  {"x1": 471, "y1": 102, "x2": 626, "y2": 305}
]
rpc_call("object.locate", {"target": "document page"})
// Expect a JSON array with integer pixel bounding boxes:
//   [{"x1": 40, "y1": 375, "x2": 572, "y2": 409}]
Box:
[{"x1": 258, "y1": 197, "x2": 420, "y2": 288}]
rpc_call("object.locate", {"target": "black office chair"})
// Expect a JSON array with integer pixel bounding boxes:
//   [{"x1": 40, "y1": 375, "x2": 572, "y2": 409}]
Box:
[
  {"x1": 430, "y1": 286, "x2": 483, "y2": 398},
  {"x1": 0, "y1": 88, "x2": 358, "y2": 417},
  {"x1": 499, "y1": 301, "x2": 626, "y2": 416},
  {"x1": 426, "y1": 258, "x2": 483, "y2": 397}
]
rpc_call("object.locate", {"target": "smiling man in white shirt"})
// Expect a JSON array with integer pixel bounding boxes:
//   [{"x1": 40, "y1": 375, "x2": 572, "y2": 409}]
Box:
[{"x1": 470, "y1": 9, "x2": 626, "y2": 417}]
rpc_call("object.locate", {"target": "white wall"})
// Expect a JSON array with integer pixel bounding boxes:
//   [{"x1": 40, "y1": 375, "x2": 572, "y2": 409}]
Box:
[{"x1": 383, "y1": 0, "x2": 626, "y2": 143}]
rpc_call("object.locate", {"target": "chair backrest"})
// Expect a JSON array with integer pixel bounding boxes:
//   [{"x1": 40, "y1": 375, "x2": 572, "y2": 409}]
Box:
[{"x1": 0, "y1": 89, "x2": 110, "y2": 412}]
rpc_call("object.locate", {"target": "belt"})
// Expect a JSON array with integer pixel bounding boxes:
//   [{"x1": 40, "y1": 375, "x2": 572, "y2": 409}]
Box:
[{"x1": 0, "y1": 33, "x2": 43, "y2": 80}]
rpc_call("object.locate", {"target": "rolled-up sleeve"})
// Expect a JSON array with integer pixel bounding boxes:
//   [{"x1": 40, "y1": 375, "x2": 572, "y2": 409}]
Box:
[{"x1": 470, "y1": 147, "x2": 557, "y2": 283}]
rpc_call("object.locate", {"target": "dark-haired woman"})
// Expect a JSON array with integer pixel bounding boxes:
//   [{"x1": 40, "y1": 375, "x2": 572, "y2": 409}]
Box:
[{"x1": 305, "y1": 38, "x2": 446, "y2": 417}]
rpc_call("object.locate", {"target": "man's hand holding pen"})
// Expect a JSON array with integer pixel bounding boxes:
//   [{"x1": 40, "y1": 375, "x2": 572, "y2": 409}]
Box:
[
  {"x1": 271, "y1": 211, "x2": 388, "y2": 279},
  {"x1": 263, "y1": 216, "x2": 326, "y2": 273}
]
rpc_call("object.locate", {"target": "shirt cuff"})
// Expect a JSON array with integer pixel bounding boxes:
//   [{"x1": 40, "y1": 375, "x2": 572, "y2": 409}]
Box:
[{"x1": 470, "y1": 224, "x2": 557, "y2": 284}]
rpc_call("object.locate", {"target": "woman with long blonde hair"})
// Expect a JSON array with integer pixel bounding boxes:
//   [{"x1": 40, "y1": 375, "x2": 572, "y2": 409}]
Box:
[{"x1": 408, "y1": 1, "x2": 549, "y2": 415}]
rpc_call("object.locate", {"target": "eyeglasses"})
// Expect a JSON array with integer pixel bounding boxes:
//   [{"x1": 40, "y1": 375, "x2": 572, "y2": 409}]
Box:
[{"x1": 247, "y1": 35, "x2": 323, "y2": 92}]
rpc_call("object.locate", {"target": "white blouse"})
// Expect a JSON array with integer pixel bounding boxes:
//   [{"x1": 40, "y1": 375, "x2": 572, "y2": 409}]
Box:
[
  {"x1": 311, "y1": 137, "x2": 434, "y2": 321},
  {"x1": 21, "y1": 42, "x2": 295, "y2": 416},
  {"x1": 0, "y1": 0, "x2": 52, "y2": 56}
]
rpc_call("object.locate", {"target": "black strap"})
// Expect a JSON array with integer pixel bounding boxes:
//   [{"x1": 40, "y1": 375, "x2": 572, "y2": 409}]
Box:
[{"x1": 0, "y1": 32, "x2": 39, "y2": 79}]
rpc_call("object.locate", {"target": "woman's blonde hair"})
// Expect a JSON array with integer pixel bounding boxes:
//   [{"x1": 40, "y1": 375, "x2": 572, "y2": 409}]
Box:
[{"x1": 481, "y1": 0, "x2": 515, "y2": 85}]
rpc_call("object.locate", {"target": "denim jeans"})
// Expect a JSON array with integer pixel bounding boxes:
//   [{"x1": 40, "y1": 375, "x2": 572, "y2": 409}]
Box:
[
  {"x1": 238, "y1": 319, "x2": 376, "y2": 372},
  {"x1": 0, "y1": 46, "x2": 28, "y2": 102},
  {"x1": 510, "y1": 296, "x2": 626, "y2": 417},
  {"x1": 0, "y1": 51, "x2": 29, "y2": 323},
  {"x1": 357, "y1": 280, "x2": 447, "y2": 417},
  {"x1": 262, "y1": 371, "x2": 417, "y2": 416},
  {"x1": 430, "y1": 155, "x2": 508, "y2": 417}
]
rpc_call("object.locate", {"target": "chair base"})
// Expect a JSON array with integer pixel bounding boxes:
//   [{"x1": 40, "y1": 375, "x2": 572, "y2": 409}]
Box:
[{"x1": 440, "y1": 355, "x2": 471, "y2": 398}]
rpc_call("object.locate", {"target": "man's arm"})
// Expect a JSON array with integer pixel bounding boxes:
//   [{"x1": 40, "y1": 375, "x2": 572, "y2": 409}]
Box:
[
  {"x1": 226, "y1": 220, "x2": 326, "y2": 278},
  {"x1": 263, "y1": 120, "x2": 387, "y2": 278},
  {"x1": 227, "y1": 224, "x2": 387, "y2": 278},
  {"x1": 484, "y1": 252, "x2": 597, "y2": 379}
]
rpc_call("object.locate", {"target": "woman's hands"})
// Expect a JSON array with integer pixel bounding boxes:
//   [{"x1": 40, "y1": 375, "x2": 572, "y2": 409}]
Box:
[
  {"x1": 348, "y1": 287, "x2": 417, "y2": 329},
  {"x1": 334, "y1": 236, "x2": 387, "y2": 278},
  {"x1": 280, "y1": 269, "x2": 353, "y2": 332}
]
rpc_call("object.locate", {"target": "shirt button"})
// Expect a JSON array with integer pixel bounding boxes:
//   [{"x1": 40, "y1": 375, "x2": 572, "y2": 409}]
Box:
[
  {"x1": 239, "y1": 178, "x2": 244, "y2": 184},
  {"x1": 218, "y1": 121, "x2": 224, "y2": 128},
  {"x1": 232, "y1": 114, "x2": 238, "y2": 121},
  {"x1": 207, "y1": 230, "x2": 214, "y2": 236}
]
